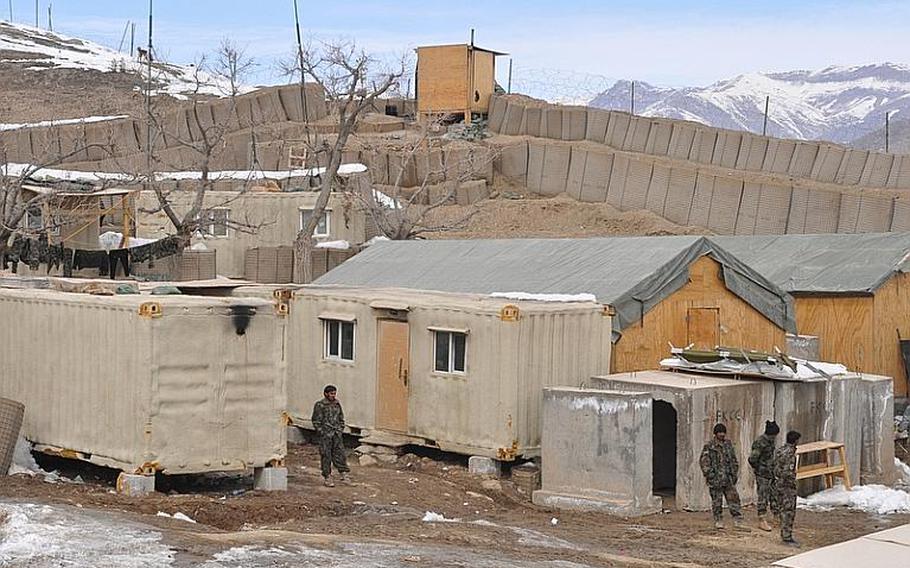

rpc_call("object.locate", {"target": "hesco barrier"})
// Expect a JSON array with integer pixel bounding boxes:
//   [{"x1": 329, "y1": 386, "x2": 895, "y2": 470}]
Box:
[
  {"x1": 0, "y1": 397, "x2": 25, "y2": 475},
  {"x1": 488, "y1": 94, "x2": 910, "y2": 192},
  {"x1": 490, "y1": 134, "x2": 910, "y2": 236}
]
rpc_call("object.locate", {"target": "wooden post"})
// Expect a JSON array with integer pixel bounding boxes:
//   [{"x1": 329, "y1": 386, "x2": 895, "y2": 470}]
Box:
[{"x1": 762, "y1": 96, "x2": 770, "y2": 136}]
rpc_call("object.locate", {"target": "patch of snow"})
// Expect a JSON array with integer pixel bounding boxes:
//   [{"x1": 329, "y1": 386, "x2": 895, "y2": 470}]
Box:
[
  {"x1": 795, "y1": 361, "x2": 849, "y2": 379},
  {"x1": 363, "y1": 235, "x2": 390, "y2": 247},
  {"x1": 0, "y1": 502, "x2": 174, "y2": 567},
  {"x1": 6, "y1": 436, "x2": 43, "y2": 477},
  {"x1": 190, "y1": 242, "x2": 208, "y2": 251},
  {"x1": 0, "y1": 115, "x2": 128, "y2": 132},
  {"x1": 371, "y1": 189, "x2": 400, "y2": 209},
  {"x1": 315, "y1": 240, "x2": 351, "y2": 250},
  {"x1": 896, "y1": 458, "x2": 910, "y2": 486},
  {"x1": 798, "y1": 484, "x2": 910, "y2": 515},
  {"x1": 208, "y1": 546, "x2": 296, "y2": 564},
  {"x1": 155, "y1": 512, "x2": 196, "y2": 524},
  {"x1": 490, "y1": 292, "x2": 597, "y2": 303},
  {"x1": 422, "y1": 511, "x2": 458, "y2": 522}
]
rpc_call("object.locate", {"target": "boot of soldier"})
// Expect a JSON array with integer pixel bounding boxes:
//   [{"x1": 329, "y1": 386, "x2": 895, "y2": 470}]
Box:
[
  {"x1": 714, "y1": 520, "x2": 724, "y2": 530},
  {"x1": 758, "y1": 515, "x2": 772, "y2": 532},
  {"x1": 733, "y1": 516, "x2": 746, "y2": 530},
  {"x1": 339, "y1": 471, "x2": 350, "y2": 484},
  {"x1": 323, "y1": 477, "x2": 335, "y2": 487},
  {"x1": 782, "y1": 538, "x2": 800, "y2": 548}
]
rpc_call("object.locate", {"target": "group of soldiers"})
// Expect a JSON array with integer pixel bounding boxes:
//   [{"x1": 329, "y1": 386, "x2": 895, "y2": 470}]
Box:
[
  {"x1": 311, "y1": 384, "x2": 804, "y2": 546},
  {"x1": 700, "y1": 420, "x2": 803, "y2": 547}
]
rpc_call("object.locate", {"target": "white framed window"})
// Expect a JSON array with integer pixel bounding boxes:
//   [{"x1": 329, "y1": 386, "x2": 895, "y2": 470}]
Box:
[
  {"x1": 324, "y1": 319, "x2": 355, "y2": 361},
  {"x1": 206, "y1": 208, "x2": 230, "y2": 237},
  {"x1": 300, "y1": 208, "x2": 330, "y2": 237},
  {"x1": 434, "y1": 330, "x2": 466, "y2": 374}
]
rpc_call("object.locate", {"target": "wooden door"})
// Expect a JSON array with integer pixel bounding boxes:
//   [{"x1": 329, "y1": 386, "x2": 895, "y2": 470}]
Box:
[
  {"x1": 687, "y1": 307, "x2": 719, "y2": 350},
  {"x1": 376, "y1": 320, "x2": 410, "y2": 433}
]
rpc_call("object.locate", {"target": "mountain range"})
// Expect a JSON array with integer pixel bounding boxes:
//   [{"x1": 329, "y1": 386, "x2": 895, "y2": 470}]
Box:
[{"x1": 589, "y1": 63, "x2": 910, "y2": 148}]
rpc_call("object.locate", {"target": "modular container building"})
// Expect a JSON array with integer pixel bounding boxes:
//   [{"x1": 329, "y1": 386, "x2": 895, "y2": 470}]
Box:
[
  {"x1": 416, "y1": 43, "x2": 507, "y2": 121},
  {"x1": 0, "y1": 287, "x2": 287, "y2": 476},
  {"x1": 287, "y1": 286, "x2": 611, "y2": 460}
]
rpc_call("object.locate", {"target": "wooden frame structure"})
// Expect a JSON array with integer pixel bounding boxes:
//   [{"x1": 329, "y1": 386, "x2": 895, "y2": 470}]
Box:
[
  {"x1": 416, "y1": 43, "x2": 507, "y2": 122},
  {"x1": 796, "y1": 440, "x2": 852, "y2": 490}
]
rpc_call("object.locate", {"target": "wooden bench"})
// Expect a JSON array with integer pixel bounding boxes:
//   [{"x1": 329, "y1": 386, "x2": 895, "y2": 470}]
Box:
[{"x1": 796, "y1": 440, "x2": 851, "y2": 490}]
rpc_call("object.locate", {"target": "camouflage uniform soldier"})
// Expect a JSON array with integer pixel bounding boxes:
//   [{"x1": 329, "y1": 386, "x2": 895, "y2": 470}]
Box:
[
  {"x1": 311, "y1": 384, "x2": 350, "y2": 487},
  {"x1": 699, "y1": 423, "x2": 744, "y2": 530},
  {"x1": 748, "y1": 420, "x2": 780, "y2": 531},
  {"x1": 774, "y1": 430, "x2": 801, "y2": 547}
]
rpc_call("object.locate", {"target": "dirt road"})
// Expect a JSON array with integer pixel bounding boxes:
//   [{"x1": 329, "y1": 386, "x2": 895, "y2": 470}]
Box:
[{"x1": 2, "y1": 442, "x2": 906, "y2": 567}]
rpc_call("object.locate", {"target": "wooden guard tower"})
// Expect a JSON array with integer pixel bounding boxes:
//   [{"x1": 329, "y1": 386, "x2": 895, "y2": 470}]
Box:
[{"x1": 416, "y1": 40, "x2": 507, "y2": 122}]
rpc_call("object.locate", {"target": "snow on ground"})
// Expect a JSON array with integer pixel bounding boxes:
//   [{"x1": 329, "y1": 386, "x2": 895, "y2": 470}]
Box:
[
  {"x1": 0, "y1": 502, "x2": 175, "y2": 567},
  {"x1": 0, "y1": 21, "x2": 252, "y2": 98},
  {"x1": 0, "y1": 115, "x2": 128, "y2": 131},
  {"x1": 315, "y1": 240, "x2": 351, "y2": 250},
  {"x1": 798, "y1": 482, "x2": 910, "y2": 515},
  {"x1": 490, "y1": 292, "x2": 597, "y2": 303}
]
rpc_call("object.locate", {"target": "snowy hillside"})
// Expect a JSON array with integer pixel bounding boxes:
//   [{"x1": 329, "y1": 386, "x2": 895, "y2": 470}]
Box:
[
  {"x1": 0, "y1": 21, "x2": 250, "y2": 99},
  {"x1": 589, "y1": 64, "x2": 910, "y2": 145}
]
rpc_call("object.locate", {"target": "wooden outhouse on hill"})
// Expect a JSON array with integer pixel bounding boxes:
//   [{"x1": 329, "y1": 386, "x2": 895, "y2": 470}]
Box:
[{"x1": 416, "y1": 43, "x2": 506, "y2": 121}]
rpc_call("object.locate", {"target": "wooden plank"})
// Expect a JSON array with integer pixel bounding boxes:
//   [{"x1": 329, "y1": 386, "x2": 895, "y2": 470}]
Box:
[{"x1": 417, "y1": 45, "x2": 469, "y2": 114}]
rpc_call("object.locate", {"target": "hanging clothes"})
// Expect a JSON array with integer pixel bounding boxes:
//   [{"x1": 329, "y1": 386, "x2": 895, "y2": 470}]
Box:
[{"x1": 109, "y1": 249, "x2": 130, "y2": 280}]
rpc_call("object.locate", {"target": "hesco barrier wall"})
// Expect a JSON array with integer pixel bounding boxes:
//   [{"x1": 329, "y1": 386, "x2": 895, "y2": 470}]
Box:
[
  {"x1": 490, "y1": 136, "x2": 910, "y2": 235},
  {"x1": 488, "y1": 95, "x2": 910, "y2": 191}
]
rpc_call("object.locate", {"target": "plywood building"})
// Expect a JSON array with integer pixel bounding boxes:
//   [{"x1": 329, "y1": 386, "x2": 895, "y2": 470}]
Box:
[
  {"x1": 715, "y1": 233, "x2": 910, "y2": 397},
  {"x1": 416, "y1": 43, "x2": 506, "y2": 121},
  {"x1": 314, "y1": 236, "x2": 797, "y2": 376}
]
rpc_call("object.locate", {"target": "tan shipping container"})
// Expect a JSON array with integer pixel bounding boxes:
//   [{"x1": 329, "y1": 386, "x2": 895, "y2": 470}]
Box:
[
  {"x1": 287, "y1": 286, "x2": 612, "y2": 460},
  {"x1": 0, "y1": 288, "x2": 287, "y2": 475}
]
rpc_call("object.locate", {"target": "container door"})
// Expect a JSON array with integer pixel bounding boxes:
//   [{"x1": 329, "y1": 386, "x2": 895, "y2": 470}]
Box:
[
  {"x1": 686, "y1": 307, "x2": 719, "y2": 350},
  {"x1": 376, "y1": 319, "x2": 409, "y2": 433}
]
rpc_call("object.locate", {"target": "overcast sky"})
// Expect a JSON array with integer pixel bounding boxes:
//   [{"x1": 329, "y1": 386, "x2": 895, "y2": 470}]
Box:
[{"x1": 13, "y1": 0, "x2": 910, "y2": 87}]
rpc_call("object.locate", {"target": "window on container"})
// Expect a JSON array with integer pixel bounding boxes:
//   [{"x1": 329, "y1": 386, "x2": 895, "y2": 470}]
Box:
[
  {"x1": 434, "y1": 331, "x2": 466, "y2": 374},
  {"x1": 206, "y1": 208, "x2": 230, "y2": 237},
  {"x1": 24, "y1": 206, "x2": 59, "y2": 236},
  {"x1": 324, "y1": 319, "x2": 355, "y2": 361},
  {"x1": 300, "y1": 209, "x2": 330, "y2": 237}
]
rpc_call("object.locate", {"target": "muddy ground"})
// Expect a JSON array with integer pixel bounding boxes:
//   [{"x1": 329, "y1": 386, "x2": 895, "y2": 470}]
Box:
[{"x1": 2, "y1": 441, "x2": 907, "y2": 567}]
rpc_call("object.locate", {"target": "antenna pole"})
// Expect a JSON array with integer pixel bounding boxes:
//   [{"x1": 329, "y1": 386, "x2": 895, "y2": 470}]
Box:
[
  {"x1": 762, "y1": 95, "x2": 770, "y2": 136},
  {"x1": 507, "y1": 58, "x2": 513, "y2": 94},
  {"x1": 8, "y1": 0, "x2": 12, "y2": 23},
  {"x1": 46, "y1": 3, "x2": 51, "y2": 30},
  {"x1": 145, "y1": 0, "x2": 153, "y2": 180},
  {"x1": 293, "y1": 0, "x2": 311, "y2": 128},
  {"x1": 130, "y1": 22, "x2": 136, "y2": 56},
  {"x1": 34, "y1": 0, "x2": 36, "y2": 27},
  {"x1": 630, "y1": 80, "x2": 635, "y2": 115}
]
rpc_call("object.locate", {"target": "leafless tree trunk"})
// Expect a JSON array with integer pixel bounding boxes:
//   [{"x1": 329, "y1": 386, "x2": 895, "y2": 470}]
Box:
[{"x1": 281, "y1": 40, "x2": 405, "y2": 283}]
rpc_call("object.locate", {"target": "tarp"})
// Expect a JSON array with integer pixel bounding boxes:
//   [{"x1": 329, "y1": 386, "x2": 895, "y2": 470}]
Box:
[
  {"x1": 315, "y1": 236, "x2": 797, "y2": 336},
  {"x1": 712, "y1": 232, "x2": 910, "y2": 294}
]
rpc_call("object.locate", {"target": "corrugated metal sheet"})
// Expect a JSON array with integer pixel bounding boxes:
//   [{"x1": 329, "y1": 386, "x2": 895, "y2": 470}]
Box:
[{"x1": 0, "y1": 289, "x2": 285, "y2": 474}]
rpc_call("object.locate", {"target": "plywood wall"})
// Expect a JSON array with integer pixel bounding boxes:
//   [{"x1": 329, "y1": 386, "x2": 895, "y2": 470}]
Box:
[
  {"x1": 872, "y1": 273, "x2": 910, "y2": 397},
  {"x1": 611, "y1": 256, "x2": 788, "y2": 372},
  {"x1": 793, "y1": 295, "x2": 875, "y2": 376},
  {"x1": 471, "y1": 50, "x2": 495, "y2": 113},
  {"x1": 417, "y1": 45, "x2": 469, "y2": 114}
]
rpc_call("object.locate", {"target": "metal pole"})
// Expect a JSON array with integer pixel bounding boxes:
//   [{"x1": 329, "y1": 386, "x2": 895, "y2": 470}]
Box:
[
  {"x1": 34, "y1": 0, "x2": 37, "y2": 27},
  {"x1": 130, "y1": 22, "x2": 135, "y2": 56},
  {"x1": 470, "y1": 28, "x2": 475, "y2": 47},
  {"x1": 762, "y1": 95, "x2": 770, "y2": 136},
  {"x1": 8, "y1": 0, "x2": 12, "y2": 22},
  {"x1": 886, "y1": 111, "x2": 891, "y2": 153},
  {"x1": 293, "y1": 0, "x2": 311, "y2": 127},
  {"x1": 145, "y1": 0, "x2": 153, "y2": 179},
  {"x1": 47, "y1": 3, "x2": 51, "y2": 30},
  {"x1": 630, "y1": 81, "x2": 635, "y2": 115},
  {"x1": 507, "y1": 58, "x2": 513, "y2": 94}
]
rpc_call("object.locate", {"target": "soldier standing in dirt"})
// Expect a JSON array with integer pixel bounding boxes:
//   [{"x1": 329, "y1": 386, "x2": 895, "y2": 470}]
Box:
[
  {"x1": 311, "y1": 384, "x2": 350, "y2": 487},
  {"x1": 774, "y1": 430, "x2": 802, "y2": 547},
  {"x1": 749, "y1": 420, "x2": 780, "y2": 531},
  {"x1": 699, "y1": 423, "x2": 744, "y2": 530}
]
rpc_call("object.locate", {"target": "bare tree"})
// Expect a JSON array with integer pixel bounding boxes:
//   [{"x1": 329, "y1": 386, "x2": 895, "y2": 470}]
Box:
[
  {"x1": 142, "y1": 39, "x2": 263, "y2": 246},
  {"x1": 280, "y1": 39, "x2": 405, "y2": 283}
]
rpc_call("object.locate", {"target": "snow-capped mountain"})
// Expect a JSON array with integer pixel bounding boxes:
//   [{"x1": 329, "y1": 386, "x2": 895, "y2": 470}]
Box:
[
  {"x1": 0, "y1": 21, "x2": 250, "y2": 99},
  {"x1": 589, "y1": 64, "x2": 910, "y2": 146}
]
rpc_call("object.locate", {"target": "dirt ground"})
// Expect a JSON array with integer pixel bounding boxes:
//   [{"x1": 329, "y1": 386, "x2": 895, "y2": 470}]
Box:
[
  {"x1": 2, "y1": 441, "x2": 906, "y2": 568},
  {"x1": 424, "y1": 193, "x2": 708, "y2": 240}
]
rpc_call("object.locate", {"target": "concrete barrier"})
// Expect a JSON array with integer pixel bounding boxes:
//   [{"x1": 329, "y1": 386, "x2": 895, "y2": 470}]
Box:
[
  {"x1": 712, "y1": 130, "x2": 742, "y2": 169},
  {"x1": 487, "y1": 96, "x2": 507, "y2": 132},
  {"x1": 858, "y1": 375, "x2": 896, "y2": 486},
  {"x1": 497, "y1": 142, "x2": 528, "y2": 185},
  {"x1": 689, "y1": 127, "x2": 718, "y2": 164},
  {"x1": 811, "y1": 145, "x2": 846, "y2": 183},
  {"x1": 836, "y1": 150, "x2": 868, "y2": 185},
  {"x1": 788, "y1": 142, "x2": 820, "y2": 178},
  {"x1": 620, "y1": 158, "x2": 652, "y2": 211},
  {"x1": 803, "y1": 189, "x2": 842, "y2": 234},
  {"x1": 565, "y1": 147, "x2": 586, "y2": 200},
  {"x1": 592, "y1": 372, "x2": 774, "y2": 512},
  {"x1": 855, "y1": 194, "x2": 894, "y2": 233},
  {"x1": 561, "y1": 107, "x2": 587, "y2": 141},
  {"x1": 646, "y1": 119, "x2": 674, "y2": 157},
  {"x1": 502, "y1": 101, "x2": 524, "y2": 136},
  {"x1": 785, "y1": 187, "x2": 810, "y2": 234},
  {"x1": 527, "y1": 140, "x2": 546, "y2": 193},
  {"x1": 606, "y1": 111, "x2": 631, "y2": 148},
  {"x1": 859, "y1": 152, "x2": 894, "y2": 188},
  {"x1": 836, "y1": 193, "x2": 862, "y2": 233},
  {"x1": 544, "y1": 107, "x2": 563, "y2": 140},
  {"x1": 765, "y1": 139, "x2": 797, "y2": 174},
  {"x1": 668, "y1": 123, "x2": 697, "y2": 160},
  {"x1": 623, "y1": 116, "x2": 651, "y2": 153},
  {"x1": 734, "y1": 182, "x2": 761, "y2": 235},
  {"x1": 736, "y1": 134, "x2": 769, "y2": 171},
  {"x1": 754, "y1": 184, "x2": 791, "y2": 235},
  {"x1": 524, "y1": 107, "x2": 543, "y2": 137},
  {"x1": 533, "y1": 387, "x2": 662, "y2": 516},
  {"x1": 539, "y1": 142, "x2": 571, "y2": 196},
  {"x1": 891, "y1": 198, "x2": 910, "y2": 232}
]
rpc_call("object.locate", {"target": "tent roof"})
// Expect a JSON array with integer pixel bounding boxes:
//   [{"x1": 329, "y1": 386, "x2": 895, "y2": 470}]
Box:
[
  {"x1": 711, "y1": 233, "x2": 910, "y2": 295},
  {"x1": 315, "y1": 236, "x2": 796, "y2": 336}
]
